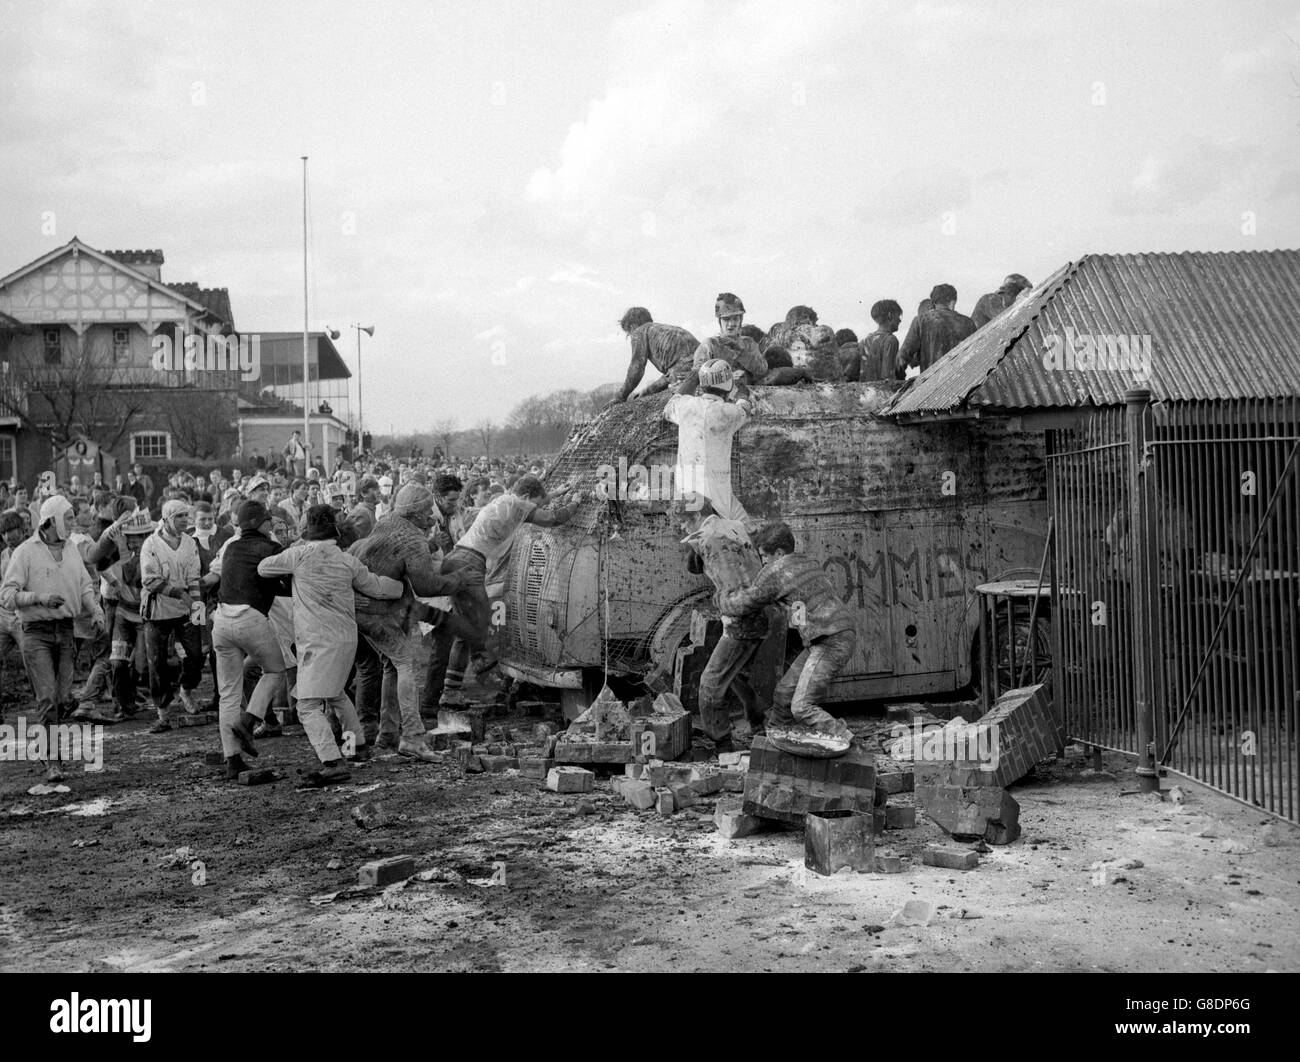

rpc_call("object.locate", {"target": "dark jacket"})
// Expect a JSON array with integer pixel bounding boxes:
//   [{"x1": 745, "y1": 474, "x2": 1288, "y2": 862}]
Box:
[
  {"x1": 217, "y1": 530, "x2": 288, "y2": 615},
  {"x1": 349, "y1": 512, "x2": 462, "y2": 633},
  {"x1": 719, "y1": 553, "x2": 855, "y2": 641}
]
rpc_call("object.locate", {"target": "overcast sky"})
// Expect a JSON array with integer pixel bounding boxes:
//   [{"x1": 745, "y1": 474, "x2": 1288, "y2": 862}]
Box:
[{"x1": 2, "y1": 0, "x2": 1298, "y2": 432}]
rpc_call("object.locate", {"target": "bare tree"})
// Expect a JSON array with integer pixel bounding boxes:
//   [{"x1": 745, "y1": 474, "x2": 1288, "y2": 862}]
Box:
[
  {"x1": 161, "y1": 389, "x2": 238, "y2": 460},
  {"x1": 475, "y1": 418, "x2": 496, "y2": 459}
]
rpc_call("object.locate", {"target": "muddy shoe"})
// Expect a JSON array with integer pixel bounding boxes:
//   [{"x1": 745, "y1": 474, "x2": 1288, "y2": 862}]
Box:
[
  {"x1": 375, "y1": 733, "x2": 400, "y2": 751},
  {"x1": 346, "y1": 746, "x2": 372, "y2": 763},
  {"x1": 228, "y1": 714, "x2": 260, "y2": 758},
  {"x1": 178, "y1": 689, "x2": 200, "y2": 715},
  {"x1": 304, "y1": 762, "x2": 351, "y2": 787},
  {"x1": 225, "y1": 754, "x2": 250, "y2": 780},
  {"x1": 71, "y1": 703, "x2": 95, "y2": 722},
  {"x1": 766, "y1": 723, "x2": 851, "y2": 758},
  {"x1": 398, "y1": 740, "x2": 440, "y2": 763},
  {"x1": 148, "y1": 720, "x2": 172, "y2": 735},
  {"x1": 253, "y1": 720, "x2": 283, "y2": 738}
]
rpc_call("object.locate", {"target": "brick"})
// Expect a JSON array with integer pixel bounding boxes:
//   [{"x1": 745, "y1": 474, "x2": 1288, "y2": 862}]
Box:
[
  {"x1": 546, "y1": 766, "x2": 594, "y2": 793},
  {"x1": 714, "y1": 797, "x2": 764, "y2": 839},
  {"x1": 518, "y1": 757, "x2": 554, "y2": 780},
  {"x1": 805, "y1": 812, "x2": 875, "y2": 876},
  {"x1": 742, "y1": 737, "x2": 876, "y2": 824},
  {"x1": 479, "y1": 755, "x2": 518, "y2": 773},
  {"x1": 646, "y1": 763, "x2": 693, "y2": 788},
  {"x1": 918, "y1": 783, "x2": 1019, "y2": 840},
  {"x1": 552, "y1": 742, "x2": 591, "y2": 763},
  {"x1": 621, "y1": 780, "x2": 657, "y2": 811},
  {"x1": 718, "y1": 751, "x2": 746, "y2": 767},
  {"x1": 656, "y1": 787, "x2": 675, "y2": 815},
  {"x1": 350, "y1": 802, "x2": 390, "y2": 829},
  {"x1": 631, "y1": 708, "x2": 692, "y2": 762},
  {"x1": 878, "y1": 769, "x2": 914, "y2": 795},
  {"x1": 874, "y1": 854, "x2": 905, "y2": 874},
  {"x1": 720, "y1": 769, "x2": 745, "y2": 792},
  {"x1": 687, "y1": 768, "x2": 725, "y2": 796},
  {"x1": 358, "y1": 855, "x2": 415, "y2": 886},
  {"x1": 885, "y1": 805, "x2": 917, "y2": 829},
  {"x1": 921, "y1": 845, "x2": 979, "y2": 870},
  {"x1": 669, "y1": 784, "x2": 699, "y2": 809},
  {"x1": 237, "y1": 769, "x2": 275, "y2": 785}
]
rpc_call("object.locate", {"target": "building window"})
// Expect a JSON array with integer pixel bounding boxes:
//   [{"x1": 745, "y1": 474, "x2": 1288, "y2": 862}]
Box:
[
  {"x1": 131, "y1": 432, "x2": 170, "y2": 461},
  {"x1": 0, "y1": 434, "x2": 14, "y2": 485},
  {"x1": 43, "y1": 328, "x2": 61, "y2": 364},
  {"x1": 112, "y1": 327, "x2": 130, "y2": 361}
]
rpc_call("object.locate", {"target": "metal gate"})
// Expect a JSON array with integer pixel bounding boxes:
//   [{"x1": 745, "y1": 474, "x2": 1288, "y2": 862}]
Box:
[{"x1": 1048, "y1": 392, "x2": 1300, "y2": 823}]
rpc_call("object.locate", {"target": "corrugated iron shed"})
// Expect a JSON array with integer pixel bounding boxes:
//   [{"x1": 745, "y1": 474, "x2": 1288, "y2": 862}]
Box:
[{"x1": 883, "y1": 250, "x2": 1300, "y2": 417}]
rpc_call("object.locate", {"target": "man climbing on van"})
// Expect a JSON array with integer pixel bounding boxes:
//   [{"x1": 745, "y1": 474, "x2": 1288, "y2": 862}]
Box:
[
  {"x1": 663, "y1": 359, "x2": 750, "y2": 521},
  {"x1": 610, "y1": 308, "x2": 698, "y2": 403},
  {"x1": 718, "y1": 521, "x2": 856, "y2": 756}
]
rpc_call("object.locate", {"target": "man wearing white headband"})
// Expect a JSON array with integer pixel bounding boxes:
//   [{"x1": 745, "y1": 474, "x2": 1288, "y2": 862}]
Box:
[{"x1": 0, "y1": 495, "x2": 105, "y2": 780}]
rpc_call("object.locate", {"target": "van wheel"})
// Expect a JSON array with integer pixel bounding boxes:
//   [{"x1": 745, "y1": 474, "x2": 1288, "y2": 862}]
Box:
[{"x1": 972, "y1": 615, "x2": 1052, "y2": 696}]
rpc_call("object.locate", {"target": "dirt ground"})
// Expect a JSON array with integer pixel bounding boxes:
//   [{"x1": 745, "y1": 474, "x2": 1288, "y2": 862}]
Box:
[{"x1": 2, "y1": 664, "x2": 1299, "y2": 973}]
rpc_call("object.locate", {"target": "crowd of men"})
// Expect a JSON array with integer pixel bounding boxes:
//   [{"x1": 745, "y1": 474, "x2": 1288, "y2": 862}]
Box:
[
  {"x1": 0, "y1": 271, "x2": 1030, "y2": 778},
  {"x1": 0, "y1": 450, "x2": 583, "y2": 786}
]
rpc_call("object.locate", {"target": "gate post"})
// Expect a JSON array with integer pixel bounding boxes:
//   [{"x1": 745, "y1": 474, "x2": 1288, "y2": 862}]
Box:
[{"x1": 1126, "y1": 388, "x2": 1160, "y2": 792}]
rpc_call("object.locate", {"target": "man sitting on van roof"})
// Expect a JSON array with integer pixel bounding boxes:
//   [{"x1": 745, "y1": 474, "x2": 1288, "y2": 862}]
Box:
[
  {"x1": 971, "y1": 273, "x2": 1032, "y2": 329},
  {"x1": 610, "y1": 307, "x2": 699, "y2": 404},
  {"x1": 859, "y1": 299, "x2": 904, "y2": 381},
  {"x1": 676, "y1": 293, "x2": 768, "y2": 397},
  {"x1": 899, "y1": 284, "x2": 976, "y2": 374}
]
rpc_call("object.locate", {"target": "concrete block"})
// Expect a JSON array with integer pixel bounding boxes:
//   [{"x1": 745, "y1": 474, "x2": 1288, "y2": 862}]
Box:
[
  {"x1": 885, "y1": 805, "x2": 917, "y2": 829},
  {"x1": 714, "y1": 797, "x2": 763, "y2": 839},
  {"x1": 237, "y1": 769, "x2": 275, "y2": 785},
  {"x1": 621, "y1": 779, "x2": 657, "y2": 811},
  {"x1": 546, "y1": 766, "x2": 594, "y2": 793},
  {"x1": 655, "y1": 787, "x2": 675, "y2": 815},
  {"x1": 669, "y1": 784, "x2": 699, "y2": 809},
  {"x1": 358, "y1": 855, "x2": 415, "y2": 886},
  {"x1": 878, "y1": 770, "x2": 914, "y2": 795},
  {"x1": 687, "y1": 768, "x2": 725, "y2": 795},
  {"x1": 805, "y1": 812, "x2": 875, "y2": 876},
  {"x1": 918, "y1": 783, "x2": 1019, "y2": 840},
  {"x1": 479, "y1": 755, "x2": 518, "y2": 773},
  {"x1": 720, "y1": 769, "x2": 745, "y2": 792},
  {"x1": 518, "y1": 756, "x2": 554, "y2": 779},
  {"x1": 921, "y1": 845, "x2": 979, "y2": 871},
  {"x1": 874, "y1": 854, "x2": 905, "y2": 874}
]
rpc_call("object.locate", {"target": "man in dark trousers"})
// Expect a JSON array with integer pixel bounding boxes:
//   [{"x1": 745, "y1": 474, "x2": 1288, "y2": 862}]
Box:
[
  {"x1": 719, "y1": 521, "x2": 855, "y2": 749},
  {"x1": 899, "y1": 284, "x2": 976, "y2": 373}
]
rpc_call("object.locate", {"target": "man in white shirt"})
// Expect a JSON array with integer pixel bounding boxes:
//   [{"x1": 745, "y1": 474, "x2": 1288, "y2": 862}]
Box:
[
  {"x1": 664, "y1": 358, "x2": 751, "y2": 520},
  {"x1": 140, "y1": 499, "x2": 203, "y2": 731}
]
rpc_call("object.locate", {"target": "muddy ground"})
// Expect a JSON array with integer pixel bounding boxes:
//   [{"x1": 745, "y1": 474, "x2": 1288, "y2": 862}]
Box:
[{"x1": 2, "y1": 663, "x2": 1298, "y2": 973}]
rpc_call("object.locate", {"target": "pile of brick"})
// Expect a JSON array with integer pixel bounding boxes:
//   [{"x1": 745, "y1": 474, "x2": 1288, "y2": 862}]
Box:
[
  {"x1": 612, "y1": 754, "x2": 747, "y2": 814},
  {"x1": 553, "y1": 691, "x2": 691, "y2": 765},
  {"x1": 447, "y1": 720, "x2": 561, "y2": 775},
  {"x1": 903, "y1": 683, "x2": 1063, "y2": 845}
]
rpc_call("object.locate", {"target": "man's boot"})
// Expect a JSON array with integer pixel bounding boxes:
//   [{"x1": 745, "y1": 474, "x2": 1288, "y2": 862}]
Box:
[{"x1": 225, "y1": 754, "x2": 250, "y2": 780}]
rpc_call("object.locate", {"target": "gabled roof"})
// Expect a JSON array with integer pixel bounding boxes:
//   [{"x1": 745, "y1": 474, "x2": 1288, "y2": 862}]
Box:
[
  {"x1": 883, "y1": 250, "x2": 1300, "y2": 417},
  {"x1": 0, "y1": 237, "x2": 213, "y2": 320}
]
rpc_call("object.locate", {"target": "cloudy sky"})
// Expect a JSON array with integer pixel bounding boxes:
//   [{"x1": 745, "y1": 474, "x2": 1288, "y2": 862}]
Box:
[{"x1": 2, "y1": 0, "x2": 1298, "y2": 432}]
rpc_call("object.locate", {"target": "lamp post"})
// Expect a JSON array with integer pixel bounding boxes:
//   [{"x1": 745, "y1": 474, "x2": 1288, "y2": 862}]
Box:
[{"x1": 352, "y1": 324, "x2": 374, "y2": 447}]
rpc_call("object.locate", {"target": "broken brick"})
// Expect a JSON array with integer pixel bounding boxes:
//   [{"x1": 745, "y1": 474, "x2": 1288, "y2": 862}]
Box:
[
  {"x1": 546, "y1": 766, "x2": 594, "y2": 793},
  {"x1": 358, "y1": 855, "x2": 415, "y2": 886},
  {"x1": 874, "y1": 854, "x2": 905, "y2": 874},
  {"x1": 917, "y1": 783, "x2": 1019, "y2": 840},
  {"x1": 518, "y1": 756, "x2": 554, "y2": 780},
  {"x1": 805, "y1": 812, "x2": 875, "y2": 876},
  {"x1": 742, "y1": 736, "x2": 876, "y2": 825},
  {"x1": 714, "y1": 797, "x2": 763, "y2": 839},
  {"x1": 669, "y1": 784, "x2": 699, "y2": 809},
  {"x1": 620, "y1": 779, "x2": 657, "y2": 811},
  {"x1": 921, "y1": 845, "x2": 979, "y2": 871}
]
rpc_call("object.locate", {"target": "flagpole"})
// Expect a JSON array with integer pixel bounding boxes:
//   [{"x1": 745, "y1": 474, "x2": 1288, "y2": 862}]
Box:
[{"x1": 301, "y1": 155, "x2": 311, "y2": 475}]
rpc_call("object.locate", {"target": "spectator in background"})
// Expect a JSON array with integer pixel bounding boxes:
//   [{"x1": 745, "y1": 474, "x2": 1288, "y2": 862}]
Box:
[{"x1": 132, "y1": 463, "x2": 155, "y2": 507}]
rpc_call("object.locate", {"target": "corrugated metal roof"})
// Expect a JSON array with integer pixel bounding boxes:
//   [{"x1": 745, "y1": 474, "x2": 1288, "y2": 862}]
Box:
[{"x1": 883, "y1": 250, "x2": 1300, "y2": 416}]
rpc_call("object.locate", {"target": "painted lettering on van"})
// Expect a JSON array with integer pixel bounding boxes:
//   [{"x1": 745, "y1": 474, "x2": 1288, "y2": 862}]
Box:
[{"x1": 820, "y1": 546, "x2": 987, "y2": 608}]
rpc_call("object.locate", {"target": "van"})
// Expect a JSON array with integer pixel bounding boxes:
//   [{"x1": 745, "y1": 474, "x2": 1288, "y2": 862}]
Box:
[{"x1": 497, "y1": 382, "x2": 1049, "y2": 717}]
